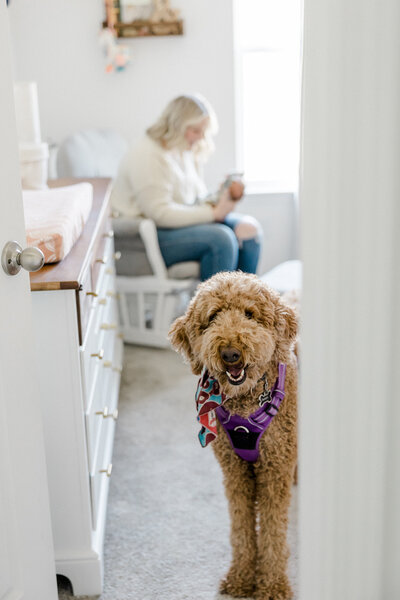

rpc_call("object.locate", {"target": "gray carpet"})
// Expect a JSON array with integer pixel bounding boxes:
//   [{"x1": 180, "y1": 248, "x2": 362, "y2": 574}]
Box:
[{"x1": 58, "y1": 345, "x2": 298, "y2": 599}]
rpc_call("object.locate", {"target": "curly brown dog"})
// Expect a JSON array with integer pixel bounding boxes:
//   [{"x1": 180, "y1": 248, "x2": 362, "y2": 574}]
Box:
[{"x1": 169, "y1": 272, "x2": 298, "y2": 600}]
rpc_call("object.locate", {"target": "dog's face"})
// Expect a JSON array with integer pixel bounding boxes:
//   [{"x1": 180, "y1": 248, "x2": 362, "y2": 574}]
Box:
[{"x1": 169, "y1": 272, "x2": 297, "y2": 397}]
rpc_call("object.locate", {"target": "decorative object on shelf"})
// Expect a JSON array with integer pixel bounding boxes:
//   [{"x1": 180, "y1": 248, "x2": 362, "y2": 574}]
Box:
[
  {"x1": 103, "y1": 0, "x2": 183, "y2": 38},
  {"x1": 104, "y1": 0, "x2": 122, "y2": 30},
  {"x1": 120, "y1": 0, "x2": 153, "y2": 23},
  {"x1": 101, "y1": 0, "x2": 130, "y2": 72},
  {"x1": 99, "y1": 27, "x2": 130, "y2": 72},
  {"x1": 150, "y1": 0, "x2": 180, "y2": 23}
]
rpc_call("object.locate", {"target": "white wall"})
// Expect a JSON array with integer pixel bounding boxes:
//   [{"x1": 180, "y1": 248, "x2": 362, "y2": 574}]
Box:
[
  {"x1": 238, "y1": 192, "x2": 298, "y2": 273},
  {"x1": 8, "y1": 0, "x2": 298, "y2": 271},
  {"x1": 8, "y1": 0, "x2": 235, "y2": 189}
]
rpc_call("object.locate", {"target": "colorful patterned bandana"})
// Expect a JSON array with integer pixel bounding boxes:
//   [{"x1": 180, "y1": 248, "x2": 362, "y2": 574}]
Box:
[{"x1": 195, "y1": 368, "x2": 226, "y2": 447}]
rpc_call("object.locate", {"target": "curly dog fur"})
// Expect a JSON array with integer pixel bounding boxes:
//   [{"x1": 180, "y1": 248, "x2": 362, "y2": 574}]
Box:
[{"x1": 169, "y1": 272, "x2": 298, "y2": 600}]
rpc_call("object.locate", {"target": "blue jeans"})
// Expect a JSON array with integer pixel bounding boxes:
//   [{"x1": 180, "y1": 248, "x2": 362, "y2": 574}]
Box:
[{"x1": 157, "y1": 213, "x2": 262, "y2": 281}]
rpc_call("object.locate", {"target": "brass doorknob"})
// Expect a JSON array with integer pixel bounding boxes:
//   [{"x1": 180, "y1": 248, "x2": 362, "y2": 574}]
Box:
[{"x1": 1, "y1": 241, "x2": 45, "y2": 276}]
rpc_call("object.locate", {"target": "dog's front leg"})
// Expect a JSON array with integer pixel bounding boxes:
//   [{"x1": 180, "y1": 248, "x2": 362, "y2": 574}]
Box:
[
  {"x1": 254, "y1": 459, "x2": 294, "y2": 600},
  {"x1": 214, "y1": 442, "x2": 257, "y2": 597}
]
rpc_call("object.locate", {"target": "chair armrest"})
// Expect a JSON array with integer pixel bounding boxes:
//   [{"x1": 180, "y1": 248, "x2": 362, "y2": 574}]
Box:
[{"x1": 139, "y1": 219, "x2": 168, "y2": 279}]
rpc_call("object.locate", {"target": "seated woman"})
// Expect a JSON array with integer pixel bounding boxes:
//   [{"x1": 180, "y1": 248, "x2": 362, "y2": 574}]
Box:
[{"x1": 111, "y1": 94, "x2": 262, "y2": 281}]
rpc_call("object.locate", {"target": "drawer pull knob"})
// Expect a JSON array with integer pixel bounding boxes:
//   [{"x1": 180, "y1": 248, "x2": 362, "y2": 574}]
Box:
[
  {"x1": 103, "y1": 361, "x2": 112, "y2": 368},
  {"x1": 91, "y1": 349, "x2": 104, "y2": 360},
  {"x1": 106, "y1": 290, "x2": 117, "y2": 298},
  {"x1": 113, "y1": 251, "x2": 122, "y2": 261},
  {"x1": 86, "y1": 291, "x2": 98, "y2": 297},
  {"x1": 106, "y1": 268, "x2": 114, "y2": 275},
  {"x1": 112, "y1": 365, "x2": 122, "y2": 374},
  {"x1": 99, "y1": 464, "x2": 113, "y2": 477},
  {"x1": 95, "y1": 406, "x2": 109, "y2": 418},
  {"x1": 106, "y1": 409, "x2": 119, "y2": 421},
  {"x1": 103, "y1": 230, "x2": 114, "y2": 239},
  {"x1": 95, "y1": 257, "x2": 107, "y2": 265},
  {"x1": 100, "y1": 322, "x2": 117, "y2": 330},
  {"x1": 98, "y1": 298, "x2": 107, "y2": 305}
]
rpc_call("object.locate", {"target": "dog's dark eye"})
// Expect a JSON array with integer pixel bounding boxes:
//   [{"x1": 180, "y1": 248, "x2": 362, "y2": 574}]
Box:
[
  {"x1": 208, "y1": 312, "x2": 218, "y2": 324},
  {"x1": 199, "y1": 310, "x2": 220, "y2": 333},
  {"x1": 245, "y1": 310, "x2": 254, "y2": 319}
]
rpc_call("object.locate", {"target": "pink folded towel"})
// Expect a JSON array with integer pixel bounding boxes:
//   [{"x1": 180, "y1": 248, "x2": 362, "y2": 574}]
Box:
[{"x1": 23, "y1": 183, "x2": 93, "y2": 264}]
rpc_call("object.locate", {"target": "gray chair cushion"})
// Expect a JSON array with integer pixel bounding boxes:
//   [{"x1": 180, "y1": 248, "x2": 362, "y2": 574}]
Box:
[
  {"x1": 167, "y1": 262, "x2": 200, "y2": 279},
  {"x1": 113, "y1": 217, "x2": 153, "y2": 276}
]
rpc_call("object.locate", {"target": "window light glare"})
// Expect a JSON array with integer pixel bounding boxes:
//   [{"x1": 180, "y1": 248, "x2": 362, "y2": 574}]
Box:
[{"x1": 235, "y1": 0, "x2": 302, "y2": 191}]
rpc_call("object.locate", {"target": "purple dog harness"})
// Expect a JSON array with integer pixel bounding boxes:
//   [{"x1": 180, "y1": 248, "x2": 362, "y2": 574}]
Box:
[{"x1": 195, "y1": 363, "x2": 287, "y2": 462}]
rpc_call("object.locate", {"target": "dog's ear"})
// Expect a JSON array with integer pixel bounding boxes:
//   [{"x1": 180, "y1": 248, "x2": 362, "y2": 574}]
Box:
[
  {"x1": 274, "y1": 300, "x2": 298, "y2": 347},
  {"x1": 168, "y1": 315, "x2": 191, "y2": 358},
  {"x1": 168, "y1": 314, "x2": 203, "y2": 375}
]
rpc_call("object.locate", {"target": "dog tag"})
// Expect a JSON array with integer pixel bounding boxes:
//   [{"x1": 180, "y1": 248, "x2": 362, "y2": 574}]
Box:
[{"x1": 258, "y1": 377, "x2": 272, "y2": 406}]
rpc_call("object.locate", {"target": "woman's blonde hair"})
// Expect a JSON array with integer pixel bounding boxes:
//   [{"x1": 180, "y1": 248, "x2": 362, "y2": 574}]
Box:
[{"x1": 146, "y1": 93, "x2": 218, "y2": 160}]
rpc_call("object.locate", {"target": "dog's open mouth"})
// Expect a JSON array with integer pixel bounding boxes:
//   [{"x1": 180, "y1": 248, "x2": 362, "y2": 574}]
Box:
[{"x1": 225, "y1": 365, "x2": 247, "y2": 385}]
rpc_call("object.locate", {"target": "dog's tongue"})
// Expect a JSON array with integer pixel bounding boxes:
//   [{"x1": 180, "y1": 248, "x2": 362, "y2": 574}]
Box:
[{"x1": 228, "y1": 366, "x2": 243, "y2": 377}]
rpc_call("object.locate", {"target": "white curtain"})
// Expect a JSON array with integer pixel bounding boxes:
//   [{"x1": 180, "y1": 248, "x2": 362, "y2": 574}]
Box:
[{"x1": 299, "y1": 0, "x2": 400, "y2": 598}]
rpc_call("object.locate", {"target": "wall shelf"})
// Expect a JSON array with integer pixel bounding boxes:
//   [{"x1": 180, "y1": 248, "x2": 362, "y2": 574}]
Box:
[{"x1": 103, "y1": 19, "x2": 183, "y2": 38}]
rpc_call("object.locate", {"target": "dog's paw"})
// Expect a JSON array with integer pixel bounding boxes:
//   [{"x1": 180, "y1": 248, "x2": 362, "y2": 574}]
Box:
[
  {"x1": 219, "y1": 568, "x2": 255, "y2": 597},
  {"x1": 255, "y1": 575, "x2": 293, "y2": 600}
]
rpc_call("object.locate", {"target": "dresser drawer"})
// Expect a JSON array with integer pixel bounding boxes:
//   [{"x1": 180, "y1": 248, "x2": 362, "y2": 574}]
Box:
[
  {"x1": 93, "y1": 272, "x2": 118, "y2": 334},
  {"x1": 80, "y1": 245, "x2": 120, "y2": 408},
  {"x1": 77, "y1": 225, "x2": 116, "y2": 344},
  {"x1": 89, "y1": 414, "x2": 116, "y2": 530},
  {"x1": 80, "y1": 312, "x2": 106, "y2": 410},
  {"x1": 86, "y1": 341, "x2": 121, "y2": 534},
  {"x1": 79, "y1": 267, "x2": 97, "y2": 339},
  {"x1": 91, "y1": 218, "x2": 114, "y2": 296},
  {"x1": 81, "y1": 303, "x2": 118, "y2": 409},
  {"x1": 85, "y1": 363, "x2": 111, "y2": 470},
  {"x1": 98, "y1": 289, "x2": 119, "y2": 337},
  {"x1": 101, "y1": 332, "x2": 123, "y2": 422},
  {"x1": 84, "y1": 297, "x2": 121, "y2": 466}
]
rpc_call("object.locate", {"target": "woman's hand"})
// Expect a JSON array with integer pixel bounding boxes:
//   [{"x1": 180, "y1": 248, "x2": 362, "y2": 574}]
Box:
[{"x1": 212, "y1": 188, "x2": 236, "y2": 221}]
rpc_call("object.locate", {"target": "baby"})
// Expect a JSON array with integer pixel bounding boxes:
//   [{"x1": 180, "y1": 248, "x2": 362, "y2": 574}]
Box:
[
  {"x1": 204, "y1": 172, "x2": 245, "y2": 205},
  {"x1": 223, "y1": 172, "x2": 245, "y2": 201}
]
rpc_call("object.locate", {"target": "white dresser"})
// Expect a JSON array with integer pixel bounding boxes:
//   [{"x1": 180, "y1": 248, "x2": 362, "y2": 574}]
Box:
[{"x1": 30, "y1": 178, "x2": 123, "y2": 596}]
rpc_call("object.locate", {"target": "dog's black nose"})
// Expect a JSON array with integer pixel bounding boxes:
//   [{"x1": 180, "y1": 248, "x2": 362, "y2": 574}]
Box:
[{"x1": 220, "y1": 346, "x2": 242, "y2": 364}]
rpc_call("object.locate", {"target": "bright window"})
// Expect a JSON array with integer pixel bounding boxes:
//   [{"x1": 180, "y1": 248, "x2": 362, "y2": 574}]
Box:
[{"x1": 234, "y1": 0, "x2": 302, "y2": 192}]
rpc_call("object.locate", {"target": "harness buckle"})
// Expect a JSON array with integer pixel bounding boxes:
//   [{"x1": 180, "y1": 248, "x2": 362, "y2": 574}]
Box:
[{"x1": 258, "y1": 390, "x2": 272, "y2": 406}]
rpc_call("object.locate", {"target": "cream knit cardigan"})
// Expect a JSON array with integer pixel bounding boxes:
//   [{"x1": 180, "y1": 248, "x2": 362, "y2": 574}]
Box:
[{"x1": 110, "y1": 135, "x2": 215, "y2": 228}]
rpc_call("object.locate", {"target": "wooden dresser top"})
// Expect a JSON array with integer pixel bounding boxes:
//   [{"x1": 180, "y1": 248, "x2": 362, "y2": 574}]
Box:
[{"x1": 29, "y1": 178, "x2": 112, "y2": 292}]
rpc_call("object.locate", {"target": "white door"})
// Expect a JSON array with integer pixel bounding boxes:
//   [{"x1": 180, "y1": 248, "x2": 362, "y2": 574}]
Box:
[
  {"x1": 299, "y1": 0, "x2": 400, "y2": 598},
  {"x1": 0, "y1": 5, "x2": 57, "y2": 600}
]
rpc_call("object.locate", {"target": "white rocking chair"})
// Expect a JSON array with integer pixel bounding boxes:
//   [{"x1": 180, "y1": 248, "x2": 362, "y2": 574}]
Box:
[{"x1": 114, "y1": 217, "x2": 199, "y2": 348}]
